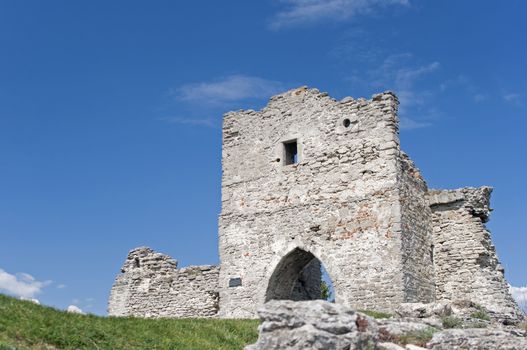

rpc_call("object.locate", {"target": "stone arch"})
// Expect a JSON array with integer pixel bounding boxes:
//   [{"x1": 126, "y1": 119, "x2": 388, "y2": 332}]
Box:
[{"x1": 265, "y1": 247, "x2": 334, "y2": 302}]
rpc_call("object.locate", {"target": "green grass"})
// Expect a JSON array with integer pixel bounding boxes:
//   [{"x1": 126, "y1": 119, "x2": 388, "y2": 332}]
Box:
[
  {"x1": 0, "y1": 294, "x2": 259, "y2": 350},
  {"x1": 378, "y1": 326, "x2": 438, "y2": 347},
  {"x1": 464, "y1": 321, "x2": 488, "y2": 328},
  {"x1": 397, "y1": 327, "x2": 437, "y2": 347},
  {"x1": 441, "y1": 316, "x2": 463, "y2": 329},
  {"x1": 470, "y1": 309, "x2": 491, "y2": 321}
]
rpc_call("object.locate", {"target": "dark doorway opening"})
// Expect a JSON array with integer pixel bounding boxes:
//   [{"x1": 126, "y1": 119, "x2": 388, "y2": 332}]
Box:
[{"x1": 265, "y1": 248, "x2": 334, "y2": 302}]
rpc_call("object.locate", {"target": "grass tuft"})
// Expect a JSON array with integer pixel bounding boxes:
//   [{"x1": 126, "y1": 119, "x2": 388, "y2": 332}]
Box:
[
  {"x1": 464, "y1": 321, "x2": 488, "y2": 328},
  {"x1": 397, "y1": 327, "x2": 437, "y2": 347},
  {"x1": 358, "y1": 310, "x2": 393, "y2": 319},
  {"x1": 441, "y1": 316, "x2": 463, "y2": 329},
  {"x1": 470, "y1": 309, "x2": 491, "y2": 321},
  {"x1": 379, "y1": 327, "x2": 437, "y2": 347},
  {"x1": 0, "y1": 294, "x2": 259, "y2": 350}
]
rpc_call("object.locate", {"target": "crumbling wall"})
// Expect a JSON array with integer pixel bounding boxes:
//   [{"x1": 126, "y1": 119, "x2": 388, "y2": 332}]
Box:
[
  {"x1": 397, "y1": 153, "x2": 435, "y2": 303},
  {"x1": 108, "y1": 247, "x2": 219, "y2": 318},
  {"x1": 429, "y1": 187, "x2": 524, "y2": 322}
]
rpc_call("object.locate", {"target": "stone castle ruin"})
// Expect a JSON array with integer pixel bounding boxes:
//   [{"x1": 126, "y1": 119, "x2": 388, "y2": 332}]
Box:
[{"x1": 108, "y1": 87, "x2": 524, "y2": 322}]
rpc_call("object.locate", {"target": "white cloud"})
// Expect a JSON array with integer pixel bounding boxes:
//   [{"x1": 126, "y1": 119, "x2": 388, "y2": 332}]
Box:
[
  {"x1": 269, "y1": 0, "x2": 409, "y2": 30},
  {"x1": 510, "y1": 285, "x2": 527, "y2": 314},
  {"x1": 20, "y1": 297, "x2": 40, "y2": 304},
  {"x1": 67, "y1": 305, "x2": 84, "y2": 314},
  {"x1": 57, "y1": 284, "x2": 66, "y2": 289},
  {"x1": 0, "y1": 268, "x2": 51, "y2": 298},
  {"x1": 174, "y1": 75, "x2": 284, "y2": 105}
]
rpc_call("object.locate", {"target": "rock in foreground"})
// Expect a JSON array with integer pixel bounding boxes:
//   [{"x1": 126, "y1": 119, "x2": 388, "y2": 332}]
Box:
[
  {"x1": 427, "y1": 328, "x2": 527, "y2": 350},
  {"x1": 245, "y1": 300, "x2": 378, "y2": 350},
  {"x1": 246, "y1": 300, "x2": 527, "y2": 350}
]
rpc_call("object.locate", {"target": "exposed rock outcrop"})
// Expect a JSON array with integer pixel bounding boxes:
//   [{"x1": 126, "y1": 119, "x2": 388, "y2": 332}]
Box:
[
  {"x1": 245, "y1": 300, "x2": 378, "y2": 350},
  {"x1": 427, "y1": 329, "x2": 527, "y2": 350},
  {"x1": 246, "y1": 300, "x2": 527, "y2": 350}
]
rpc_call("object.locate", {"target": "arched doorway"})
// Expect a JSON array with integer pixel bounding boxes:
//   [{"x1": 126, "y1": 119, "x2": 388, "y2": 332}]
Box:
[{"x1": 265, "y1": 248, "x2": 334, "y2": 302}]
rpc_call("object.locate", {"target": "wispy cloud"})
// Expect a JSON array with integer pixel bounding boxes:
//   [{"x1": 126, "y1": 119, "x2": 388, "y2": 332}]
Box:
[
  {"x1": 161, "y1": 75, "x2": 287, "y2": 129},
  {"x1": 440, "y1": 75, "x2": 488, "y2": 103},
  {"x1": 173, "y1": 75, "x2": 285, "y2": 106},
  {"x1": 269, "y1": 0, "x2": 409, "y2": 30},
  {"x1": 394, "y1": 62, "x2": 440, "y2": 90},
  {"x1": 473, "y1": 93, "x2": 488, "y2": 102},
  {"x1": 399, "y1": 117, "x2": 432, "y2": 130},
  {"x1": 503, "y1": 93, "x2": 520, "y2": 102},
  {"x1": 510, "y1": 285, "x2": 527, "y2": 314},
  {"x1": 57, "y1": 284, "x2": 66, "y2": 289},
  {"x1": 0, "y1": 268, "x2": 51, "y2": 299},
  {"x1": 158, "y1": 116, "x2": 218, "y2": 128},
  {"x1": 328, "y1": 29, "x2": 384, "y2": 63},
  {"x1": 348, "y1": 52, "x2": 440, "y2": 130},
  {"x1": 503, "y1": 92, "x2": 522, "y2": 106}
]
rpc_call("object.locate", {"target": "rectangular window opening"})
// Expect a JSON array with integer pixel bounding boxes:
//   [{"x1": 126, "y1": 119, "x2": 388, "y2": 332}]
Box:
[{"x1": 284, "y1": 140, "x2": 298, "y2": 165}]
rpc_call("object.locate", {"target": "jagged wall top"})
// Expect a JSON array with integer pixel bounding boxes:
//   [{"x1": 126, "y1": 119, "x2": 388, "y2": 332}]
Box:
[
  {"x1": 221, "y1": 87, "x2": 401, "y2": 190},
  {"x1": 429, "y1": 187, "x2": 493, "y2": 222},
  {"x1": 223, "y1": 87, "x2": 400, "y2": 135}
]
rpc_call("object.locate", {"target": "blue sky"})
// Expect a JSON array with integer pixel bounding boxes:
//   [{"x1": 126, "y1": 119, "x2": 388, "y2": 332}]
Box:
[{"x1": 0, "y1": 1, "x2": 526, "y2": 315}]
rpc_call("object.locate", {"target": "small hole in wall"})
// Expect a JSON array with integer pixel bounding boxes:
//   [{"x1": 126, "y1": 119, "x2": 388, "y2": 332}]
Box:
[
  {"x1": 134, "y1": 257, "x2": 140, "y2": 268},
  {"x1": 343, "y1": 118, "x2": 351, "y2": 128},
  {"x1": 276, "y1": 158, "x2": 281, "y2": 163}
]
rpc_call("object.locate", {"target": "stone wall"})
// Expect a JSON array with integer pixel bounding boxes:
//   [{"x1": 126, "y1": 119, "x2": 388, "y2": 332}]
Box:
[
  {"x1": 397, "y1": 152, "x2": 435, "y2": 303},
  {"x1": 108, "y1": 247, "x2": 219, "y2": 318},
  {"x1": 218, "y1": 87, "x2": 431, "y2": 317},
  {"x1": 429, "y1": 187, "x2": 524, "y2": 321}
]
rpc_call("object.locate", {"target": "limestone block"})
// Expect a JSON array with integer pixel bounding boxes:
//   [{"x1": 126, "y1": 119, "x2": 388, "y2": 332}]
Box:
[
  {"x1": 245, "y1": 300, "x2": 378, "y2": 350},
  {"x1": 427, "y1": 328, "x2": 527, "y2": 350}
]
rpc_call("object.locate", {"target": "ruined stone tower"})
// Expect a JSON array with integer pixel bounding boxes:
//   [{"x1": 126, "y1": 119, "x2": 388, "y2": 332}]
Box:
[
  {"x1": 109, "y1": 87, "x2": 524, "y2": 322},
  {"x1": 217, "y1": 87, "x2": 435, "y2": 318}
]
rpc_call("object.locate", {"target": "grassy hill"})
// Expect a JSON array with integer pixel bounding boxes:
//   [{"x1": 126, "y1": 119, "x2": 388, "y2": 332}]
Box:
[{"x1": 0, "y1": 294, "x2": 259, "y2": 350}]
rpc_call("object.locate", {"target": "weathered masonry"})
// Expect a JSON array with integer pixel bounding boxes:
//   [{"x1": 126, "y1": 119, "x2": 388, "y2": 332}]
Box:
[
  {"x1": 108, "y1": 247, "x2": 219, "y2": 318},
  {"x1": 108, "y1": 87, "x2": 524, "y2": 322}
]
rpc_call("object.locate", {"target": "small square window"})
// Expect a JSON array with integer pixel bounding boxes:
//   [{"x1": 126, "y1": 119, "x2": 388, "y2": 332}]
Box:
[{"x1": 283, "y1": 140, "x2": 298, "y2": 165}]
